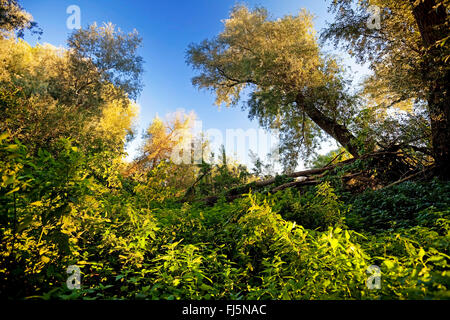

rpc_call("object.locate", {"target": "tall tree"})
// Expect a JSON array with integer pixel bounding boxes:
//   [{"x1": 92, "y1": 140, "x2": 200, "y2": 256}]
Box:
[
  {"x1": 186, "y1": 5, "x2": 360, "y2": 171},
  {"x1": 0, "y1": 23, "x2": 143, "y2": 154},
  {"x1": 322, "y1": 0, "x2": 449, "y2": 179},
  {"x1": 132, "y1": 111, "x2": 197, "y2": 171},
  {"x1": 0, "y1": 0, "x2": 40, "y2": 38},
  {"x1": 67, "y1": 22, "x2": 144, "y2": 101}
]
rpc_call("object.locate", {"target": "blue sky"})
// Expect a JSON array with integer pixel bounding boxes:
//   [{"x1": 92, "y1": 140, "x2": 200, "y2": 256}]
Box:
[{"x1": 21, "y1": 0, "x2": 369, "y2": 169}]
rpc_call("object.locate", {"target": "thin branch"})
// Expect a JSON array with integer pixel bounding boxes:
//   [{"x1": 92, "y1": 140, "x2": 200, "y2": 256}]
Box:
[{"x1": 382, "y1": 167, "x2": 432, "y2": 189}]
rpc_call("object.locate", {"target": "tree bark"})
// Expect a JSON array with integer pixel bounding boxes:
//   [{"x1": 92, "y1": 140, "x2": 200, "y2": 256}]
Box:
[
  {"x1": 295, "y1": 93, "x2": 360, "y2": 158},
  {"x1": 411, "y1": 0, "x2": 450, "y2": 180}
]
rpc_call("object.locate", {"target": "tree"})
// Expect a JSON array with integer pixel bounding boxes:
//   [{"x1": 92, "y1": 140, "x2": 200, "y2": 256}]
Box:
[
  {"x1": 249, "y1": 149, "x2": 277, "y2": 178},
  {"x1": 322, "y1": 0, "x2": 450, "y2": 179},
  {"x1": 127, "y1": 111, "x2": 212, "y2": 196},
  {"x1": 186, "y1": 5, "x2": 361, "y2": 172},
  {"x1": 0, "y1": 23, "x2": 143, "y2": 154},
  {"x1": 306, "y1": 147, "x2": 352, "y2": 169},
  {"x1": 0, "y1": 0, "x2": 41, "y2": 38},
  {"x1": 132, "y1": 111, "x2": 197, "y2": 172},
  {"x1": 67, "y1": 22, "x2": 144, "y2": 101}
]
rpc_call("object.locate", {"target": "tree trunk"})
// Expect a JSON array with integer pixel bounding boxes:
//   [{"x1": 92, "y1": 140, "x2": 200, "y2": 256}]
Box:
[
  {"x1": 428, "y1": 72, "x2": 450, "y2": 180},
  {"x1": 411, "y1": 0, "x2": 450, "y2": 180},
  {"x1": 295, "y1": 93, "x2": 360, "y2": 158}
]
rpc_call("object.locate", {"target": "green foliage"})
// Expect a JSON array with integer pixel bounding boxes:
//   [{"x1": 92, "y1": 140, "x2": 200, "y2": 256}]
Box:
[
  {"x1": 0, "y1": 0, "x2": 41, "y2": 38},
  {"x1": 191, "y1": 146, "x2": 252, "y2": 199},
  {"x1": 0, "y1": 133, "x2": 92, "y2": 297},
  {"x1": 347, "y1": 180, "x2": 450, "y2": 233},
  {"x1": 0, "y1": 29, "x2": 139, "y2": 154},
  {"x1": 187, "y1": 5, "x2": 360, "y2": 170},
  {"x1": 306, "y1": 147, "x2": 352, "y2": 169},
  {"x1": 1, "y1": 1, "x2": 449, "y2": 302},
  {"x1": 271, "y1": 182, "x2": 344, "y2": 230},
  {"x1": 1, "y1": 130, "x2": 449, "y2": 299},
  {"x1": 67, "y1": 22, "x2": 144, "y2": 101}
]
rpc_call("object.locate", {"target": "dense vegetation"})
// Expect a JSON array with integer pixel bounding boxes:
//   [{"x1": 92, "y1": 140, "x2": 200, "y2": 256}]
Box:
[{"x1": 0, "y1": 0, "x2": 449, "y2": 300}]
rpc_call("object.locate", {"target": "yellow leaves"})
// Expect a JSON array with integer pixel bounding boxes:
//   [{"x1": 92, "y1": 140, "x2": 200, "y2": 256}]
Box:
[
  {"x1": 173, "y1": 278, "x2": 181, "y2": 286},
  {"x1": 190, "y1": 4, "x2": 324, "y2": 109},
  {"x1": 383, "y1": 260, "x2": 396, "y2": 271},
  {"x1": 0, "y1": 37, "x2": 61, "y2": 82},
  {"x1": 329, "y1": 238, "x2": 339, "y2": 251},
  {"x1": 39, "y1": 246, "x2": 51, "y2": 264},
  {"x1": 93, "y1": 98, "x2": 139, "y2": 144},
  {"x1": 215, "y1": 83, "x2": 243, "y2": 107},
  {"x1": 5, "y1": 186, "x2": 19, "y2": 195},
  {"x1": 0, "y1": 35, "x2": 140, "y2": 154},
  {"x1": 137, "y1": 110, "x2": 197, "y2": 169},
  {"x1": 5, "y1": 144, "x2": 19, "y2": 152},
  {"x1": 0, "y1": 132, "x2": 10, "y2": 142},
  {"x1": 2, "y1": 174, "x2": 16, "y2": 186}
]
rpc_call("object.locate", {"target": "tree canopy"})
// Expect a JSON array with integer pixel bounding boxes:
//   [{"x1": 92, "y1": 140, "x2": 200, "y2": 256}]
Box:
[
  {"x1": 68, "y1": 22, "x2": 144, "y2": 101},
  {"x1": 322, "y1": 0, "x2": 450, "y2": 178},
  {"x1": 0, "y1": 0, "x2": 40, "y2": 38},
  {"x1": 0, "y1": 23, "x2": 142, "y2": 154},
  {"x1": 187, "y1": 6, "x2": 360, "y2": 171}
]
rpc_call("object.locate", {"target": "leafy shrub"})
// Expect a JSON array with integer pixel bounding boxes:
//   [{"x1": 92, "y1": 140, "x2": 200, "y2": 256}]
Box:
[
  {"x1": 271, "y1": 182, "x2": 345, "y2": 230},
  {"x1": 347, "y1": 180, "x2": 450, "y2": 233},
  {"x1": 1, "y1": 134, "x2": 449, "y2": 300}
]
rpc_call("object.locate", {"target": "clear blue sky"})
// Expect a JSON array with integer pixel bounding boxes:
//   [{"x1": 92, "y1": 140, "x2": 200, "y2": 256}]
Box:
[{"x1": 21, "y1": 0, "x2": 369, "y2": 169}]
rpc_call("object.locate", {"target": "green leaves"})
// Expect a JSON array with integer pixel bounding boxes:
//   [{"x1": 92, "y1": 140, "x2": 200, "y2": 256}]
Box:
[
  {"x1": 347, "y1": 180, "x2": 450, "y2": 233},
  {"x1": 1, "y1": 129, "x2": 448, "y2": 300},
  {"x1": 187, "y1": 5, "x2": 359, "y2": 169},
  {"x1": 68, "y1": 22, "x2": 144, "y2": 101},
  {"x1": 271, "y1": 182, "x2": 345, "y2": 230}
]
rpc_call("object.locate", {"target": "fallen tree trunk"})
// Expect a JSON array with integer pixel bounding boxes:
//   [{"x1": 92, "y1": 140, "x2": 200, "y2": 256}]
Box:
[
  {"x1": 198, "y1": 156, "x2": 358, "y2": 205},
  {"x1": 253, "y1": 157, "x2": 357, "y2": 188},
  {"x1": 271, "y1": 179, "x2": 319, "y2": 193},
  {"x1": 196, "y1": 150, "x2": 414, "y2": 206},
  {"x1": 270, "y1": 171, "x2": 365, "y2": 193}
]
